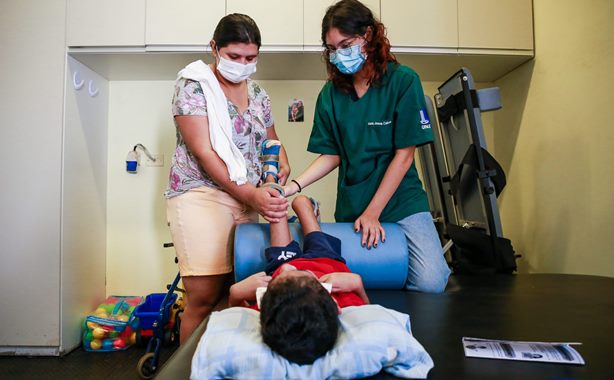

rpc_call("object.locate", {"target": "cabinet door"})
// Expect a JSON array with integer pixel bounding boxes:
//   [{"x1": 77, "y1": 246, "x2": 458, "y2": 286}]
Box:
[
  {"x1": 459, "y1": 0, "x2": 534, "y2": 50},
  {"x1": 381, "y1": 0, "x2": 457, "y2": 48},
  {"x1": 67, "y1": 0, "x2": 145, "y2": 46},
  {"x1": 227, "y1": 0, "x2": 303, "y2": 47},
  {"x1": 304, "y1": 0, "x2": 380, "y2": 48},
  {"x1": 146, "y1": 0, "x2": 225, "y2": 45}
]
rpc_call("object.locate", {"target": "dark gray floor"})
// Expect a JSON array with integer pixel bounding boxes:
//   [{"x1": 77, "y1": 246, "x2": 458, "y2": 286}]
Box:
[{"x1": 0, "y1": 342, "x2": 178, "y2": 380}]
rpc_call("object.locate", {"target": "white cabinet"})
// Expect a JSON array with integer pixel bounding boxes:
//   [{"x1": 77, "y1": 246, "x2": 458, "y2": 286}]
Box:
[
  {"x1": 66, "y1": 0, "x2": 534, "y2": 54},
  {"x1": 67, "y1": 0, "x2": 146, "y2": 46},
  {"x1": 146, "y1": 0, "x2": 226, "y2": 46},
  {"x1": 382, "y1": 0, "x2": 458, "y2": 49},
  {"x1": 2, "y1": 0, "x2": 106, "y2": 355},
  {"x1": 304, "y1": 0, "x2": 380, "y2": 48},
  {"x1": 459, "y1": 0, "x2": 534, "y2": 50},
  {"x1": 227, "y1": 0, "x2": 303, "y2": 47}
]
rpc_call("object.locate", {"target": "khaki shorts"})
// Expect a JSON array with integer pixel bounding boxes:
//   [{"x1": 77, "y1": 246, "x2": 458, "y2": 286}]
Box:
[{"x1": 166, "y1": 186, "x2": 258, "y2": 276}]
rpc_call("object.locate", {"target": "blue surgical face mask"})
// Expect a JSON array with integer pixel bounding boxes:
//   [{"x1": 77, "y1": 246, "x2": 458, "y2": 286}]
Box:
[{"x1": 329, "y1": 43, "x2": 366, "y2": 75}]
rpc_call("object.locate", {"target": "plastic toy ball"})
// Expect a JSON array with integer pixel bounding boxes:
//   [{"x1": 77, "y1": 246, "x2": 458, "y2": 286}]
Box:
[
  {"x1": 117, "y1": 314, "x2": 129, "y2": 322},
  {"x1": 95, "y1": 311, "x2": 109, "y2": 319},
  {"x1": 86, "y1": 321, "x2": 99, "y2": 329},
  {"x1": 90, "y1": 339, "x2": 102, "y2": 350},
  {"x1": 92, "y1": 327, "x2": 106, "y2": 339},
  {"x1": 113, "y1": 338, "x2": 126, "y2": 349},
  {"x1": 103, "y1": 339, "x2": 114, "y2": 350}
]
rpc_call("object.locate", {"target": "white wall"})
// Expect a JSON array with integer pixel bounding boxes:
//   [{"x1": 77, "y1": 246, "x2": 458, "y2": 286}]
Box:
[
  {"x1": 106, "y1": 80, "x2": 177, "y2": 296},
  {"x1": 62, "y1": 57, "x2": 109, "y2": 352},
  {"x1": 495, "y1": 0, "x2": 614, "y2": 276}
]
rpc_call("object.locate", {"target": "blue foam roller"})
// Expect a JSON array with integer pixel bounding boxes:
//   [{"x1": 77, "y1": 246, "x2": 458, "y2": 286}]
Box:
[{"x1": 234, "y1": 223, "x2": 408, "y2": 289}]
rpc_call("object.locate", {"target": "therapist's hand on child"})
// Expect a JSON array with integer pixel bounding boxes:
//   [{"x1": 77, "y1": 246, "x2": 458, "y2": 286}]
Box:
[
  {"x1": 277, "y1": 163, "x2": 290, "y2": 186},
  {"x1": 354, "y1": 212, "x2": 387, "y2": 249},
  {"x1": 250, "y1": 187, "x2": 288, "y2": 222},
  {"x1": 282, "y1": 180, "x2": 300, "y2": 197}
]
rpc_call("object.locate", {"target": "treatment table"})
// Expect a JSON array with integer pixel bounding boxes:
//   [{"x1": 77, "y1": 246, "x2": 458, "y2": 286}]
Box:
[{"x1": 156, "y1": 224, "x2": 614, "y2": 379}]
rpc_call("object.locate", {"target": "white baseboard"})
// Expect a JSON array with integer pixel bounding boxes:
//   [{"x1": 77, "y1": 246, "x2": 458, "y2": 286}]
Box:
[{"x1": 0, "y1": 346, "x2": 61, "y2": 356}]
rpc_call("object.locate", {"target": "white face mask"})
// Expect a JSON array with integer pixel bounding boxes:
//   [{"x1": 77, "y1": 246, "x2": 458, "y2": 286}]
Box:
[{"x1": 216, "y1": 51, "x2": 257, "y2": 83}]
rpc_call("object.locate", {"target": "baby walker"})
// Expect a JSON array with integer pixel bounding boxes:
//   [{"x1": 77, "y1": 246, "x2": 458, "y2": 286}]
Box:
[{"x1": 135, "y1": 242, "x2": 185, "y2": 379}]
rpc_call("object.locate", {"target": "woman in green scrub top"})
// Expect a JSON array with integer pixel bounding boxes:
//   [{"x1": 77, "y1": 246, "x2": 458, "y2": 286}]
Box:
[{"x1": 284, "y1": 0, "x2": 450, "y2": 293}]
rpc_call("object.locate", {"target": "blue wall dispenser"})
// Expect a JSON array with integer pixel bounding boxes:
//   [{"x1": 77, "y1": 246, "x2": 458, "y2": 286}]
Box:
[{"x1": 126, "y1": 144, "x2": 156, "y2": 173}]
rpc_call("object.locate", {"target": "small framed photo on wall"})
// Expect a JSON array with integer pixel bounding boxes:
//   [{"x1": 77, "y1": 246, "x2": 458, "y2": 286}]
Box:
[{"x1": 288, "y1": 98, "x2": 304, "y2": 122}]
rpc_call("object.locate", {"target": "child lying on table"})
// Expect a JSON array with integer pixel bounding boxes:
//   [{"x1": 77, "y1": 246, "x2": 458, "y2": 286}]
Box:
[{"x1": 228, "y1": 194, "x2": 370, "y2": 365}]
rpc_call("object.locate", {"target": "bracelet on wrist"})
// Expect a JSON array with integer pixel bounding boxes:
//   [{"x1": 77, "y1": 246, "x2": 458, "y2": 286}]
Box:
[{"x1": 291, "y1": 179, "x2": 302, "y2": 193}]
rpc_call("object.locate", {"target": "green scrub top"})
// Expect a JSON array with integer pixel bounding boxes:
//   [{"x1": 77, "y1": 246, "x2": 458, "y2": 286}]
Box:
[{"x1": 307, "y1": 63, "x2": 433, "y2": 222}]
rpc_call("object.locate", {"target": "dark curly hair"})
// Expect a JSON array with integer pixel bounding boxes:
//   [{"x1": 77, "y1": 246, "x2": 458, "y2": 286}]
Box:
[
  {"x1": 260, "y1": 275, "x2": 339, "y2": 364},
  {"x1": 212, "y1": 13, "x2": 261, "y2": 49},
  {"x1": 321, "y1": 0, "x2": 397, "y2": 93}
]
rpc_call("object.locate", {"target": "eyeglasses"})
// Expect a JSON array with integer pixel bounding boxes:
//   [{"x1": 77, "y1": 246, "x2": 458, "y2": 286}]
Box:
[{"x1": 326, "y1": 37, "x2": 364, "y2": 60}]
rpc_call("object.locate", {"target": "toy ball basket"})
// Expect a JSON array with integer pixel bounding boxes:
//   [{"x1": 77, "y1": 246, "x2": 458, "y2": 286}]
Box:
[{"x1": 82, "y1": 296, "x2": 143, "y2": 352}]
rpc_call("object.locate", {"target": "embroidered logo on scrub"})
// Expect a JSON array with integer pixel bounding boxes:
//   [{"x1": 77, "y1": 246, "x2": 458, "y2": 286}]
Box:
[
  {"x1": 277, "y1": 250, "x2": 297, "y2": 261},
  {"x1": 367, "y1": 120, "x2": 392, "y2": 126},
  {"x1": 419, "y1": 109, "x2": 431, "y2": 130}
]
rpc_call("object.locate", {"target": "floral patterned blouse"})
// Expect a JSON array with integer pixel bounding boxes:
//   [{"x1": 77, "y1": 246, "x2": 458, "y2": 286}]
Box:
[{"x1": 165, "y1": 77, "x2": 274, "y2": 198}]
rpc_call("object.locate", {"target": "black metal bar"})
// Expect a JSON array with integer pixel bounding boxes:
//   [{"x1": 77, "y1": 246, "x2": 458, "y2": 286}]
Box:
[{"x1": 459, "y1": 70, "x2": 500, "y2": 268}]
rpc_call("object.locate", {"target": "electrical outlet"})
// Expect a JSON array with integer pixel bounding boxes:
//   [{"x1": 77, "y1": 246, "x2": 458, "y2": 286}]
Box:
[{"x1": 146, "y1": 154, "x2": 164, "y2": 167}]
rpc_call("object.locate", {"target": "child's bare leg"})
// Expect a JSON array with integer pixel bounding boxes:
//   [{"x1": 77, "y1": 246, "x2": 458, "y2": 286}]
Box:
[
  {"x1": 292, "y1": 196, "x2": 321, "y2": 235},
  {"x1": 269, "y1": 215, "x2": 292, "y2": 247},
  {"x1": 265, "y1": 174, "x2": 292, "y2": 247}
]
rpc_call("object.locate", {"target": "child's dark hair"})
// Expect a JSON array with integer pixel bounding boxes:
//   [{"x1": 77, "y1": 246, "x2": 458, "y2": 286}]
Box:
[
  {"x1": 213, "y1": 13, "x2": 261, "y2": 48},
  {"x1": 260, "y1": 275, "x2": 339, "y2": 364},
  {"x1": 321, "y1": 0, "x2": 397, "y2": 93}
]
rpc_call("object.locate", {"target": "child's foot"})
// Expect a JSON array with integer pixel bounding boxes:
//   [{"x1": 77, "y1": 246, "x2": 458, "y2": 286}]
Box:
[
  {"x1": 262, "y1": 181, "x2": 285, "y2": 196},
  {"x1": 309, "y1": 197, "x2": 321, "y2": 223},
  {"x1": 291, "y1": 195, "x2": 321, "y2": 223}
]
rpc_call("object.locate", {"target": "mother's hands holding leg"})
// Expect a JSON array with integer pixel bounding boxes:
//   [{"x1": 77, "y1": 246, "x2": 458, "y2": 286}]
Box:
[{"x1": 249, "y1": 186, "x2": 288, "y2": 222}]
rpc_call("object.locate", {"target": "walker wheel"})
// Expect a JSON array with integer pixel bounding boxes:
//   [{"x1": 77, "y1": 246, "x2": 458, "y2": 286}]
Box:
[
  {"x1": 137, "y1": 352, "x2": 157, "y2": 379},
  {"x1": 163, "y1": 329, "x2": 177, "y2": 346}
]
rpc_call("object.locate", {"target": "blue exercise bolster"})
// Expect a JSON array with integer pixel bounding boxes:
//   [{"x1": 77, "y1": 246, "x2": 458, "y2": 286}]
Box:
[{"x1": 233, "y1": 223, "x2": 408, "y2": 289}]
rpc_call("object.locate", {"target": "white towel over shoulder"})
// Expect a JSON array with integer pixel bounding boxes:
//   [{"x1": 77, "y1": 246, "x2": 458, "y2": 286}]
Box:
[{"x1": 177, "y1": 60, "x2": 247, "y2": 185}]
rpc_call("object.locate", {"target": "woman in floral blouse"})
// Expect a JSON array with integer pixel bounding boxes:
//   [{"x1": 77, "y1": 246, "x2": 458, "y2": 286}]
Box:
[{"x1": 166, "y1": 14, "x2": 290, "y2": 343}]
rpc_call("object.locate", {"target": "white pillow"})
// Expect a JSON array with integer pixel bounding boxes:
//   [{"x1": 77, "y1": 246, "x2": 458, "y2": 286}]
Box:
[{"x1": 190, "y1": 304, "x2": 433, "y2": 379}]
